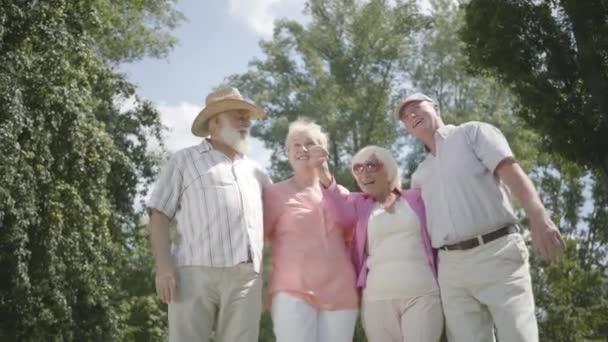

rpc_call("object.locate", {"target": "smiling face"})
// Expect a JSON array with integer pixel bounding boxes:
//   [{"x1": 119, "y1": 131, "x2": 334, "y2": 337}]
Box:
[
  {"x1": 352, "y1": 154, "x2": 391, "y2": 197},
  {"x1": 399, "y1": 100, "x2": 442, "y2": 139},
  {"x1": 287, "y1": 131, "x2": 319, "y2": 172}
]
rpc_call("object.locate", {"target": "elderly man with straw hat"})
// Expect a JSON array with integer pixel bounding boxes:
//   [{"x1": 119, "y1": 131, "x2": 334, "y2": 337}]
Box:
[{"x1": 147, "y1": 87, "x2": 271, "y2": 342}]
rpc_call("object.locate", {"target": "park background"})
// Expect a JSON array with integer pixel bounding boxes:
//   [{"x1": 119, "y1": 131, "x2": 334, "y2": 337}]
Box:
[{"x1": 1, "y1": 0, "x2": 607, "y2": 340}]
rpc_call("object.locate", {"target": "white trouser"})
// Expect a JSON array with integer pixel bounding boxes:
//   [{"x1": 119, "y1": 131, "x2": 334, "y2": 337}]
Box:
[
  {"x1": 271, "y1": 292, "x2": 358, "y2": 342},
  {"x1": 168, "y1": 264, "x2": 262, "y2": 342},
  {"x1": 361, "y1": 294, "x2": 444, "y2": 342},
  {"x1": 439, "y1": 233, "x2": 538, "y2": 342}
]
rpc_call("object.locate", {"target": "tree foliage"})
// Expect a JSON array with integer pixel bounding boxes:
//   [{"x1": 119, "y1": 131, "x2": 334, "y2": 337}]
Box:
[
  {"x1": 403, "y1": 0, "x2": 542, "y2": 177},
  {"x1": 461, "y1": 0, "x2": 608, "y2": 184},
  {"x1": 230, "y1": 0, "x2": 423, "y2": 188},
  {"x1": 0, "y1": 0, "x2": 181, "y2": 340},
  {"x1": 3, "y1": 0, "x2": 606, "y2": 340}
]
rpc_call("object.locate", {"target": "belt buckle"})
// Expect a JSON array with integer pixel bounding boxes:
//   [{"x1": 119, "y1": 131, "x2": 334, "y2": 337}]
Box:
[{"x1": 441, "y1": 243, "x2": 461, "y2": 251}]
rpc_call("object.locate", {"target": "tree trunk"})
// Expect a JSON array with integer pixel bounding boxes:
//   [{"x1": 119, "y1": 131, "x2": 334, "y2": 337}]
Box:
[
  {"x1": 563, "y1": 1, "x2": 608, "y2": 118},
  {"x1": 601, "y1": 152, "x2": 608, "y2": 186}
]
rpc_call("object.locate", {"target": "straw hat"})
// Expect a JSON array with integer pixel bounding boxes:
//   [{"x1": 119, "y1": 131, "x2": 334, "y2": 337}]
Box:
[{"x1": 191, "y1": 87, "x2": 265, "y2": 137}]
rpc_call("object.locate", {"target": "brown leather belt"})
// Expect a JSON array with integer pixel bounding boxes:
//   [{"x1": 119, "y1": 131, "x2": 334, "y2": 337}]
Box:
[{"x1": 440, "y1": 225, "x2": 519, "y2": 251}]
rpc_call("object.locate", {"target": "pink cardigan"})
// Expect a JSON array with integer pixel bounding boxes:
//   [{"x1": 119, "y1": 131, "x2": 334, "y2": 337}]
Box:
[{"x1": 322, "y1": 180, "x2": 438, "y2": 289}]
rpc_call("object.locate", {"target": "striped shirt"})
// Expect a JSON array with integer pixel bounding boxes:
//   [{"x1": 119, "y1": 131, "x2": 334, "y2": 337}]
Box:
[{"x1": 147, "y1": 139, "x2": 271, "y2": 273}]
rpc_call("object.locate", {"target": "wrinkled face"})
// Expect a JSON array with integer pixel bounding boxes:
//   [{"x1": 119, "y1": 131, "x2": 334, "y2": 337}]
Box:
[
  {"x1": 215, "y1": 110, "x2": 251, "y2": 154},
  {"x1": 217, "y1": 110, "x2": 251, "y2": 136},
  {"x1": 352, "y1": 155, "x2": 391, "y2": 196},
  {"x1": 287, "y1": 131, "x2": 318, "y2": 171},
  {"x1": 399, "y1": 101, "x2": 441, "y2": 138}
]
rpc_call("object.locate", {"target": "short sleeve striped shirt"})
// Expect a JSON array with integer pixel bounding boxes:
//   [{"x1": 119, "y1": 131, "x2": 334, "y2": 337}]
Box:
[{"x1": 147, "y1": 139, "x2": 271, "y2": 273}]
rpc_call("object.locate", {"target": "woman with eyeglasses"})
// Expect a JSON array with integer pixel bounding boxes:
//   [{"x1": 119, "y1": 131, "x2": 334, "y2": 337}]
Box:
[
  {"x1": 263, "y1": 119, "x2": 359, "y2": 342},
  {"x1": 309, "y1": 144, "x2": 444, "y2": 342}
]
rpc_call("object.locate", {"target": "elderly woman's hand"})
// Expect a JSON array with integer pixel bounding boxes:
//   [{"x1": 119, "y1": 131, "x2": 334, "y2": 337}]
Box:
[
  {"x1": 308, "y1": 145, "x2": 329, "y2": 168},
  {"x1": 309, "y1": 145, "x2": 333, "y2": 187}
]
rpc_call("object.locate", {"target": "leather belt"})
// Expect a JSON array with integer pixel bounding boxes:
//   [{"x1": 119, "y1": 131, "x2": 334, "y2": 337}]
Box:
[{"x1": 440, "y1": 225, "x2": 519, "y2": 251}]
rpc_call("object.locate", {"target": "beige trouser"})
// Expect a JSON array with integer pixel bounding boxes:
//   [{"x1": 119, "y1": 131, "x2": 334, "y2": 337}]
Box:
[
  {"x1": 168, "y1": 264, "x2": 262, "y2": 342},
  {"x1": 439, "y1": 233, "x2": 538, "y2": 342},
  {"x1": 361, "y1": 294, "x2": 444, "y2": 342}
]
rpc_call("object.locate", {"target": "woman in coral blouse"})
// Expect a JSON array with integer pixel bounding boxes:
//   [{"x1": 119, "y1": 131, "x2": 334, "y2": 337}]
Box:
[
  {"x1": 263, "y1": 119, "x2": 358, "y2": 342},
  {"x1": 315, "y1": 145, "x2": 443, "y2": 342}
]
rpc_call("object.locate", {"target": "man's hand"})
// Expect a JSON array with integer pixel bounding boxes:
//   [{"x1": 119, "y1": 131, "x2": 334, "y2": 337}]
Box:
[
  {"x1": 155, "y1": 262, "x2": 177, "y2": 303},
  {"x1": 149, "y1": 209, "x2": 178, "y2": 303},
  {"x1": 496, "y1": 159, "x2": 565, "y2": 262},
  {"x1": 529, "y1": 213, "x2": 566, "y2": 262}
]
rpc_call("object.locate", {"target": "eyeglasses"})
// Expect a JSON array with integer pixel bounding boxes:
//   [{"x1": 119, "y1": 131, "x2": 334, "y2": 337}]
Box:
[{"x1": 352, "y1": 161, "x2": 384, "y2": 174}]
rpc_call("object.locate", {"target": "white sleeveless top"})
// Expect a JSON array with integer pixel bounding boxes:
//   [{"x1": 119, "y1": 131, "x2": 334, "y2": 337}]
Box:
[{"x1": 364, "y1": 200, "x2": 438, "y2": 301}]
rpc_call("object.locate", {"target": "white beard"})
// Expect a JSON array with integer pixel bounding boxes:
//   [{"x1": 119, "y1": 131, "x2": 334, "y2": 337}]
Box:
[{"x1": 220, "y1": 124, "x2": 249, "y2": 155}]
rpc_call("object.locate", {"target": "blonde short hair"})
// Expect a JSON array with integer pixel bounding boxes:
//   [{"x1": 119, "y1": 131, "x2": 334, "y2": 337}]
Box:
[
  {"x1": 285, "y1": 118, "x2": 328, "y2": 151},
  {"x1": 351, "y1": 145, "x2": 401, "y2": 190}
]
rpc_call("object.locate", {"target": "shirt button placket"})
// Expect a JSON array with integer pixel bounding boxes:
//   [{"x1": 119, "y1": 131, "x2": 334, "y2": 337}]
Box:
[{"x1": 436, "y1": 139, "x2": 458, "y2": 242}]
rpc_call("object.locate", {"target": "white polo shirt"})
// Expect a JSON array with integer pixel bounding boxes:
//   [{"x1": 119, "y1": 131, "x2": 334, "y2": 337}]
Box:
[{"x1": 411, "y1": 122, "x2": 518, "y2": 248}]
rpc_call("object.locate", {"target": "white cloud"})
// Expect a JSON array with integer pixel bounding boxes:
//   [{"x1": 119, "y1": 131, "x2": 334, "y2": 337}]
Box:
[
  {"x1": 227, "y1": 0, "x2": 431, "y2": 37},
  {"x1": 115, "y1": 95, "x2": 138, "y2": 113},
  {"x1": 227, "y1": 0, "x2": 306, "y2": 37},
  {"x1": 156, "y1": 102, "x2": 201, "y2": 152},
  {"x1": 155, "y1": 101, "x2": 272, "y2": 168}
]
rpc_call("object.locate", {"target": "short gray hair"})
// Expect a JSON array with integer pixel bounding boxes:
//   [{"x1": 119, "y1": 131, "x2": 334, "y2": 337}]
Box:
[
  {"x1": 285, "y1": 118, "x2": 328, "y2": 151},
  {"x1": 351, "y1": 145, "x2": 401, "y2": 190}
]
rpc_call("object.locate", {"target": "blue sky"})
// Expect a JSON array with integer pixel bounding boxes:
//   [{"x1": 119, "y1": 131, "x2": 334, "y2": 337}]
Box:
[{"x1": 120, "y1": 0, "x2": 309, "y2": 167}]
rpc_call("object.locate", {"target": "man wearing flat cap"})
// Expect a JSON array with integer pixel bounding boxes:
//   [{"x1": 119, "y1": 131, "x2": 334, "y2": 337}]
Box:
[
  {"x1": 147, "y1": 87, "x2": 271, "y2": 342},
  {"x1": 395, "y1": 93, "x2": 565, "y2": 342}
]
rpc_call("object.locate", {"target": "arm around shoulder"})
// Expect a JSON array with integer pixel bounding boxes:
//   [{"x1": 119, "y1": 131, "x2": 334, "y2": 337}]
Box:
[{"x1": 321, "y1": 177, "x2": 358, "y2": 227}]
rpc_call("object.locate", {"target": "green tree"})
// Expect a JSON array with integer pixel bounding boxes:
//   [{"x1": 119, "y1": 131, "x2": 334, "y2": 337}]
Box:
[
  {"x1": 230, "y1": 0, "x2": 423, "y2": 189},
  {"x1": 402, "y1": 0, "x2": 541, "y2": 177},
  {"x1": 115, "y1": 226, "x2": 169, "y2": 341},
  {"x1": 532, "y1": 247, "x2": 608, "y2": 341},
  {"x1": 526, "y1": 153, "x2": 608, "y2": 340},
  {"x1": 460, "y1": 0, "x2": 608, "y2": 184},
  {"x1": 0, "y1": 0, "x2": 181, "y2": 340},
  {"x1": 91, "y1": 0, "x2": 183, "y2": 63}
]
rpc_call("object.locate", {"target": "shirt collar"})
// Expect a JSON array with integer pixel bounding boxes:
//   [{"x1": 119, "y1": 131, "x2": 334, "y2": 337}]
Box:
[
  {"x1": 361, "y1": 188, "x2": 402, "y2": 201},
  {"x1": 196, "y1": 138, "x2": 213, "y2": 153},
  {"x1": 435, "y1": 124, "x2": 456, "y2": 140},
  {"x1": 419, "y1": 125, "x2": 457, "y2": 159}
]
